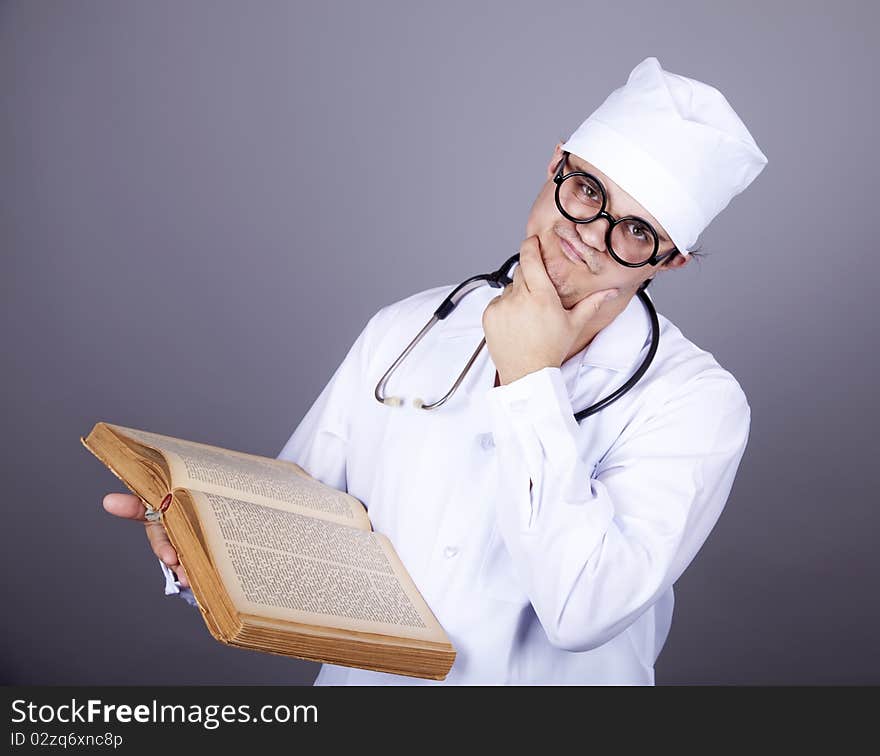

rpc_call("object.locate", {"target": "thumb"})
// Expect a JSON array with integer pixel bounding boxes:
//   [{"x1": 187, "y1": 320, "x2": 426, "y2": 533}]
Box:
[
  {"x1": 103, "y1": 493, "x2": 148, "y2": 521},
  {"x1": 568, "y1": 288, "x2": 619, "y2": 327}
]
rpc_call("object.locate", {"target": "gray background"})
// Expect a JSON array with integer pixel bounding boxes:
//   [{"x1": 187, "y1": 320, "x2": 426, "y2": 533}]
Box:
[{"x1": 2, "y1": 0, "x2": 877, "y2": 685}]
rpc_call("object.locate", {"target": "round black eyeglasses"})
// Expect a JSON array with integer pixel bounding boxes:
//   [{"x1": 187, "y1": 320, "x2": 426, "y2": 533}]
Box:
[{"x1": 553, "y1": 151, "x2": 678, "y2": 267}]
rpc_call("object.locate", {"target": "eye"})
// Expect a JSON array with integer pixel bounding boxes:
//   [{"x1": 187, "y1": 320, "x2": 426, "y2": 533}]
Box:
[
  {"x1": 574, "y1": 177, "x2": 602, "y2": 203},
  {"x1": 627, "y1": 222, "x2": 649, "y2": 241}
]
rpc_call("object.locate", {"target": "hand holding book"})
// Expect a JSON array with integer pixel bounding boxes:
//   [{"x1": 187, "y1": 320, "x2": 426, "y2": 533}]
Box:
[{"x1": 103, "y1": 492, "x2": 190, "y2": 588}]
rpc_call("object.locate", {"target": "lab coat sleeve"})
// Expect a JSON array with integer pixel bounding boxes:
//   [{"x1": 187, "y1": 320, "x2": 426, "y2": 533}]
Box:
[
  {"x1": 483, "y1": 365, "x2": 750, "y2": 652},
  {"x1": 157, "y1": 558, "x2": 199, "y2": 607},
  {"x1": 275, "y1": 306, "x2": 388, "y2": 490}
]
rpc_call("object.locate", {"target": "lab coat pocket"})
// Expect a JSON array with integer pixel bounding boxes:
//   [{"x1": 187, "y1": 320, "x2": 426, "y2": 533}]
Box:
[{"x1": 476, "y1": 522, "x2": 530, "y2": 604}]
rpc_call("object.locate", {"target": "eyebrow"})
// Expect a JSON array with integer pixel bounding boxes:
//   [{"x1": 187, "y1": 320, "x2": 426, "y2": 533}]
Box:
[{"x1": 566, "y1": 155, "x2": 672, "y2": 243}]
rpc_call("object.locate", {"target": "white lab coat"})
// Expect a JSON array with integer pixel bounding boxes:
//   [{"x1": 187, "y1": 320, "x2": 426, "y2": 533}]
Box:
[{"x1": 161, "y1": 280, "x2": 750, "y2": 685}]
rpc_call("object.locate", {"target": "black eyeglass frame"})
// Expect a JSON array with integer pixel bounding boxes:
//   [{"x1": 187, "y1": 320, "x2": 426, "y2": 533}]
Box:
[{"x1": 553, "y1": 151, "x2": 679, "y2": 268}]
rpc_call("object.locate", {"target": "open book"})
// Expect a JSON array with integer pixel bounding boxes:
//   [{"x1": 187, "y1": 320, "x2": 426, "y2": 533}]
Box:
[{"x1": 82, "y1": 422, "x2": 456, "y2": 681}]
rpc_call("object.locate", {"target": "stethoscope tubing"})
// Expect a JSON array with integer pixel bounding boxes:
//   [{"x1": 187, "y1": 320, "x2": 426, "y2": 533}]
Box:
[{"x1": 374, "y1": 252, "x2": 659, "y2": 421}]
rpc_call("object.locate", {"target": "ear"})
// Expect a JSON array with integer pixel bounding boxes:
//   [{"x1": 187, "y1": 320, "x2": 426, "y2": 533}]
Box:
[
  {"x1": 661, "y1": 252, "x2": 691, "y2": 271},
  {"x1": 546, "y1": 141, "x2": 566, "y2": 181}
]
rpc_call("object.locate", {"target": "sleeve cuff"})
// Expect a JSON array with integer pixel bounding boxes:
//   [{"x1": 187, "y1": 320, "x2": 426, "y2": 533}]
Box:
[
  {"x1": 157, "y1": 558, "x2": 199, "y2": 607},
  {"x1": 485, "y1": 366, "x2": 583, "y2": 470},
  {"x1": 483, "y1": 367, "x2": 587, "y2": 531}
]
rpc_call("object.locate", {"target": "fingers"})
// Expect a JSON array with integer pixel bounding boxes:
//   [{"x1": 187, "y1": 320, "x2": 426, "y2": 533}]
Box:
[
  {"x1": 517, "y1": 236, "x2": 556, "y2": 295},
  {"x1": 103, "y1": 492, "x2": 188, "y2": 588},
  {"x1": 173, "y1": 563, "x2": 190, "y2": 589},
  {"x1": 505, "y1": 263, "x2": 524, "y2": 296},
  {"x1": 145, "y1": 521, "x2": 179, "y2": 567},
  {"x1": 103, "y1": 493, "x2": 148, "y2": 521},
  {"x1": 145, "y1": 521, "x2": 187, "y2": 587},
  {"x1": 569, "y1": 287, "x2": 620, "y2": 327}
]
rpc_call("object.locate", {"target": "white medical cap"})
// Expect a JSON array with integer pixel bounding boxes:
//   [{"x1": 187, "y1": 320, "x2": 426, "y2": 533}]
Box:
[{"x1": 561, "y1": 56, "x2": 768, "y2": 255}]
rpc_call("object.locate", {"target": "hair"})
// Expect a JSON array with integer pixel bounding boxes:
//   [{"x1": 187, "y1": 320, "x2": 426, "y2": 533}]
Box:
[{"x1": 639, "y1": 242, "x2": 707, "y2": 291}]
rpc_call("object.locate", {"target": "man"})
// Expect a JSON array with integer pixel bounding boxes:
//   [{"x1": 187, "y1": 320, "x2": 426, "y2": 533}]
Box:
[{"x1": 104, "y1": 56, "x2": 768, "y2": 684}]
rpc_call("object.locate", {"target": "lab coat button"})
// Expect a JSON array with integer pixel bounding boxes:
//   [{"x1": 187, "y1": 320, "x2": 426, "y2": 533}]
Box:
[
  {"x1": 480, "y1": 433, "x2": 495, "y2": 450},
  {"x1": 443, "y1": 546, "x2": 459, "y2": 559}
]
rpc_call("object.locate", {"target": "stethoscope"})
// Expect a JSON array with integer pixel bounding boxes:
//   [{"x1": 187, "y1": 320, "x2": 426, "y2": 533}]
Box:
[{"x1": 374, "y1": 252, "x2": 660, "y2": 423}]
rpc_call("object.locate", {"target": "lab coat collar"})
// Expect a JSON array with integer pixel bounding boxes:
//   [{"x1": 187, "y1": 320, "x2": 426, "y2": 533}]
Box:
[{"x1": 573, "y1": 291, "x2": 653, "y2": 374}]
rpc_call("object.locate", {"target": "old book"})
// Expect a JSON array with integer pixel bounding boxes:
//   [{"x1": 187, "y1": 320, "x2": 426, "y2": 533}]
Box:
[{"x1": 81, "y1": 421, "x2": 456, "y2": 681}]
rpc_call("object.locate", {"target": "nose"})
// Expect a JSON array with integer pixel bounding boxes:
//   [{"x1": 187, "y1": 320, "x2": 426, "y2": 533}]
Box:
[{"x1": 574, "y1": 216, "x2": 610, "y2": 255}]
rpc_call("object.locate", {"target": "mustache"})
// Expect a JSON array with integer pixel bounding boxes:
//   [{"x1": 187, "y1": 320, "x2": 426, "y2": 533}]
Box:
[{"x1": 552, "y1": 224, "x2": 601, "y2": 273}]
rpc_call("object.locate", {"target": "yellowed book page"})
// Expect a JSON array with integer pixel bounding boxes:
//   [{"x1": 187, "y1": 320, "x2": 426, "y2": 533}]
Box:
[
  {"x1": 109, "y1": 424, "x2": 369, "y2": 530},
  {"x1": 191, "y1": 490, "x2": 448, "y2": 645}
]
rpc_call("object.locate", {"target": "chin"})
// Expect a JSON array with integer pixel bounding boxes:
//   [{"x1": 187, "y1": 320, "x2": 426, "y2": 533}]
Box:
[
  {"x1": 541, "y1": 255, "x2": 572, "y2": 295},
  {"x1": 550, "y1": 275, "x2": 586, "y2": 309},
  {"x1": 538, "y1": 257, "x2": 580, "y2": 304}
]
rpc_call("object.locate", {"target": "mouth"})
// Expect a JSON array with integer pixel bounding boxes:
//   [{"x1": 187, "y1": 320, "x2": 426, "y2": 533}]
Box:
[{"x1": 555, "y1": 230, "x2": 598, "y2": 273}]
